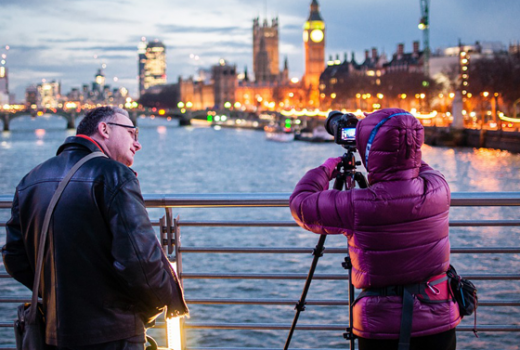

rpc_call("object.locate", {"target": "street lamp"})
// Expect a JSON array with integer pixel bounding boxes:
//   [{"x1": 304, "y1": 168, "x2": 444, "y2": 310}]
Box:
[{"x1": 493, "y1": 92, "x2": 500, "y2": 130}]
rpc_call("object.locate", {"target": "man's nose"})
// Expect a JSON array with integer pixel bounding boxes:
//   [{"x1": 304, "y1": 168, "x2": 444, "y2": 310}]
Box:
[{"x1": 134, "y1": 140, "x2": 142, "y2": 151}]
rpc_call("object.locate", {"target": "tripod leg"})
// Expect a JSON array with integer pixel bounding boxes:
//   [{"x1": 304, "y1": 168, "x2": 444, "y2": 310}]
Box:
[
  {"x1": 342, "y1": 257, "x2": 356, "y2": 349},
  {"x1": 348, "y1": 263, "x2": 356, "y2": 349},
  {"x1": 284, "y1": 234, "x2": 327, "y2": 350}
]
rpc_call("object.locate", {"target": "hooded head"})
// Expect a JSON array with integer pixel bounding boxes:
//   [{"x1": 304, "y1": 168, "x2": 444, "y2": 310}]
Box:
[{"x1": 356, "y1": 108, "x2": 424, "y2": 184}]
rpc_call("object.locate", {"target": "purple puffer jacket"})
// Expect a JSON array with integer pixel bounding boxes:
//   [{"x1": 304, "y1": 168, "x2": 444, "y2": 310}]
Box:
[{"x1": 290, "y1": 108, "x2": 461, "y2": 339}]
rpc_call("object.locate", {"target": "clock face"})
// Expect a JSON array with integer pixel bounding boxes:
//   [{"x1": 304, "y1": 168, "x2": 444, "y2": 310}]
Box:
[
  {"x1": 310, "y1": 29, "x2": 324, "y2": 43},
  {"x1": 303, "y1": 31, "x2": 309, "y2": 43}
]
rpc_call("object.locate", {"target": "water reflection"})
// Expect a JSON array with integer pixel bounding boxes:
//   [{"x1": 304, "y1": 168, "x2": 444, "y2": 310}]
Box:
[
  {"x1": 0, "y1": 115, "x2": 519, "y2": 349},
  {"x1": 157, "y1": 126, "x2": 167, "y2": 134},
  {"x1": 35, "y1": 129, "x2": 46, "y2": 138}
]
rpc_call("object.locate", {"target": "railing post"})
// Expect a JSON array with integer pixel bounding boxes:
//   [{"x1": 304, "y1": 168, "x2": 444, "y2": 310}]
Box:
[
  {"x1": 173, "y1": 214, "x2": 186, "y2": 350},
  {"x1": 173, "y1": 214, "x2": 183, "y2": 286},
  {"x1": 161, "y1": 208, "x2": 186, "y2": 350}
]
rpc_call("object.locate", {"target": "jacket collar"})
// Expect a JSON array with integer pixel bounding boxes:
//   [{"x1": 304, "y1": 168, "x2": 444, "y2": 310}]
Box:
[
  {"x1": 57, "y1": 135, "x2": 106, "y2": 156},
  {"x1": 56, "y1": 135, "x2": 138, "y2": 177}
]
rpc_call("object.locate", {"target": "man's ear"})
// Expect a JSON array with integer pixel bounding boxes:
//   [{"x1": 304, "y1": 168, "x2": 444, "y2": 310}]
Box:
[{"x1": 97, "y1": 121, "x2": 110, "y2": 140}]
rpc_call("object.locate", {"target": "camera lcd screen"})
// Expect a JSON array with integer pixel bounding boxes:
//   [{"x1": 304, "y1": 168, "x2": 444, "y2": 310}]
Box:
[{"x1": 341, "y1": 127, "x2": 356, "y2": 141}]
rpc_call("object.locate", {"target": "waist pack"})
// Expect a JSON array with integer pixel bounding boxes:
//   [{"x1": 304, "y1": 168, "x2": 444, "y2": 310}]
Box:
[
  {"x1": 357, "y1": 267, "x2": 478, "y2": 350},
  {"x1": 447, "y1": 265, "x2": 478, "y2": 338},
  {"x1": 357, "y1": 273, "x2": 453, "y2": 350},
  {"x1": 446, "y1": 265, "x2": 478, "y2": 317}
]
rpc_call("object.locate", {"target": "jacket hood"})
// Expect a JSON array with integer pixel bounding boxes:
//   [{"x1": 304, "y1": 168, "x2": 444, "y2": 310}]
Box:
[{"x1": 356, "y1": 108, "x2": 424, "y2": 184}]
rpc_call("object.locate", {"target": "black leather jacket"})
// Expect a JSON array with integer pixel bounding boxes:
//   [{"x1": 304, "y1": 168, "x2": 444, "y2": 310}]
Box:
[{"x1": 2, "y1": 136, "x2": 188, "y2": 347}]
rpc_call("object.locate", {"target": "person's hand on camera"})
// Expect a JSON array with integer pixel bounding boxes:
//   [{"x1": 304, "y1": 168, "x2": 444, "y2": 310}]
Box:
[{"x1": 320, "y1": 157, "x2": 342, "y2": 180}]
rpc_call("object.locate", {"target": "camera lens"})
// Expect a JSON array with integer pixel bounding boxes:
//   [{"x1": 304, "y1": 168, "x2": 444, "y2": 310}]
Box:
[
  {"x1": 325, "y1": 110, "x2": 344, "y2": 136},
  {"x1": 325, "y1": 111, "x2": 359, "y2": 146}
]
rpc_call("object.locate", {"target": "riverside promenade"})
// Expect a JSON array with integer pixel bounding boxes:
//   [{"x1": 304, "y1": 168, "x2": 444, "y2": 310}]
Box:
[{"x1": 423, "y1": 127, "x2": 520, "y2": 153}]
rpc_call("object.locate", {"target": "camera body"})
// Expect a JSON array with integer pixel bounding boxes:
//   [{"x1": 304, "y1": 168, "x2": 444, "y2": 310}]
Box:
[{"x1": 325, "y1": 111, "x2": 359, "y2": 146}]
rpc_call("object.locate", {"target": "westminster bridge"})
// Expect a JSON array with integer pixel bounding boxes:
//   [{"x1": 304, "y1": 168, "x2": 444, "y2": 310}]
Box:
[
  {"x1": 3, "y1": 107, "x2": 520, "y2": 153},
  {"x1": 0, "y1": 107, "x2": 256, "y2": 131}
]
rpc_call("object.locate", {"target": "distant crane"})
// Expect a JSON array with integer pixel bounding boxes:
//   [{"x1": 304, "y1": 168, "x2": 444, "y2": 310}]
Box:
[{"x1": 418, "y1": 0, "x2": 430, "y2": 77}]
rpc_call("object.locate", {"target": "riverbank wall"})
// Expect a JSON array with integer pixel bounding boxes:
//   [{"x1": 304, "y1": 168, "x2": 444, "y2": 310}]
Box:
[{"x1": 423, "y1": 127, "x2": 520, "y2": 153}]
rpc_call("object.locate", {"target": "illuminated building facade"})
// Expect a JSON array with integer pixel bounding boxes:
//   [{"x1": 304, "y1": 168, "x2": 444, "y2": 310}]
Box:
[
  {"x1": 178, "y1": 76, "x2": 214, "y2": 111},
  {"x1": 0, "y1": 66, "x2": 7, "y2": 94},
  {"x1": 37, "y1": 80, "x2": 61, "y2": 109},
  {"x1": 177, "y1": 0, "x2": 327, "y2": 111},
  {"x1": 212, "y1": 60, "x2": 236, "y2": 109},
  {"x1": 385, "y1": 42, "x2": 424, "y2": 74},
  {"x1": 0, "y1": 52, "x2": 8, "y2": 104},
  {"x1": 235, "y1": 79, "x2": 307, "y2": 111},
  {"x1": 0, "y1": 65, "x2": 8, "y2": 105},
  {"x1": 253, "y1": 17, "x2": 280, "y2": 83},
  {"x1": 510, "y1": 42, "x2": 520, "y2": 55},
  {"x1": 303, "y1": 0, "x2": 325, "y2": 93},
  {"x1": 319, "y1": 42, "x2": 426, "y2": 111},
  {"x1": 25, "y1": 86, "x2": 38, "y2": 107},
  {"x1": 93, "y1": 69, "x2": 106, "y2": 92},
  {"x1": 143, "y1": 41, "x2": 167, "y2": 92},
  {"x1": 177, "y1": 60, "x2": 236, "y2": 110}
]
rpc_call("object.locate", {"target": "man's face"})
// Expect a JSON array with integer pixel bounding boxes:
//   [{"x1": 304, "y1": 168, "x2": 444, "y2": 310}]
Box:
[{"x1": 103, "y1": 114, "x2": 141, "y2": 166}]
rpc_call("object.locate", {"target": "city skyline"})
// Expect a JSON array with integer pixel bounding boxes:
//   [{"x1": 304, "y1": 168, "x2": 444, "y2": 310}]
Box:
[{"x1": 1, "y1": 0, "x2": 519, "y2": 101}]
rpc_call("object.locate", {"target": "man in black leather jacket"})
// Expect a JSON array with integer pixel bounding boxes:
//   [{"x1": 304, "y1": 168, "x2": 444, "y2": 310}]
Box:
[{"x1": 3, "y1": 106, "x2": 188, "y2": 349}]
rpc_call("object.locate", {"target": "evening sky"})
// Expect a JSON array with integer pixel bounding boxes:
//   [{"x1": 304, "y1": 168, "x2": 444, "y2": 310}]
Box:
[{"x1": 1, "y1": 0, "x2": 519, "y2": 101}]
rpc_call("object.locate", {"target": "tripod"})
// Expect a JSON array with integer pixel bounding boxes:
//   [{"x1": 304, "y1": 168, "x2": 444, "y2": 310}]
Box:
[{"x1": 284, "y1": 146, "x2": 368, "y2": 350}]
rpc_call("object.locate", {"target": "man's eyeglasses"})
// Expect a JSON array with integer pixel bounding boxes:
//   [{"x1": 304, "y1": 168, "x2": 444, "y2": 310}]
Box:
[{"x1": 106, "y1": 122, "x2": 139, "y2": 141}]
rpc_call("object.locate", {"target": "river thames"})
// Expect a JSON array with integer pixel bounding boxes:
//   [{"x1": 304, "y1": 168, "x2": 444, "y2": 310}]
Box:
[{"x1": 0, "y1": 114, "x2": 519, "y2": 349}]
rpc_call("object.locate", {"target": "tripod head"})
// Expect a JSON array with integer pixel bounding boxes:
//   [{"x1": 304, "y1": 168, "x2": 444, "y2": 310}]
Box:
[{"x1": 333, "y1": 144, "x2": 368, "y2": 191}]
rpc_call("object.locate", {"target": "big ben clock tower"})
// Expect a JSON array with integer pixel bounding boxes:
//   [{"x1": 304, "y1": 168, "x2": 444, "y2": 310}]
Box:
[{"x1": 303, "y1": 0, "x2": 325, "y2": 92}]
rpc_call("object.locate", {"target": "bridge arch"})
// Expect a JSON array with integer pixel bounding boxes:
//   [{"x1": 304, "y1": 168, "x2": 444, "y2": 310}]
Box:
[{"x1": 1, "y1": 110, "x2": 78, "y2": 131}]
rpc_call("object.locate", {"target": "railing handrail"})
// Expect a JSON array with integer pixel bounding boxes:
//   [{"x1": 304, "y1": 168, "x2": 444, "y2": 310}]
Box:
[
  {"x1": 2, "y1": 191, "x2": 520, "y2": 348},
  {"x1": 2, "y1": 191, "x2": 520, "y2": 208}
]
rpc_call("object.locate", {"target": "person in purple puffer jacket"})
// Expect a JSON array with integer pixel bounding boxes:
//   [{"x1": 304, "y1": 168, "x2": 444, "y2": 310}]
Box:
[{"x1": 290, "y1": 108, "x2": 461, "y2": 350}]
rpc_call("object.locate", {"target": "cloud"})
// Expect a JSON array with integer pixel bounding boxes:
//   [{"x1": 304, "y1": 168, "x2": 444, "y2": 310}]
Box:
[
  {"x1": 92, "y1": 54, "x2": 132, "y2": 60},
  {"x1": 6, "y1": 45, "x2": 52, "y2": 51},
  {"x1": 280, "y1": 24, "x2": 302, "y2": 32},
  {"x1": 66, "y1": 45, "x2": 137, "y2": 52},
  {"x1": 157, "y1": 24, "x2": 246, "y2": 35},
  {"x1": 0, "y1": 0, "x2": 42, "y2": 6},
  {"x1": 174, "y1": 40, "x2": 250, "y2": 51},
  {"x1": 43, "y1": 38, "x2": 90, "y2": 43}
]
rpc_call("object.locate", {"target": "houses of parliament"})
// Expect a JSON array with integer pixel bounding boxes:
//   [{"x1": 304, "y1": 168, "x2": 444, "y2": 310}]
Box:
[
  {"x1": 138, "y1": 0, "x2": 328, "y2": 111},
  {"x1": 139, "y1": 0, "x2": 431, "y2": 112}
]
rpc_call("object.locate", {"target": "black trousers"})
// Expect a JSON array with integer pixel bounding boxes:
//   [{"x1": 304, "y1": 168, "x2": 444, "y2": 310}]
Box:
[{"x1": 357, "y1": 328, "x2": 456, "y2": 350}]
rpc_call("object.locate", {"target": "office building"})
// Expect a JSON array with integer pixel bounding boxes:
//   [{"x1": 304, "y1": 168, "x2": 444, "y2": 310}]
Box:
[
  {"x1": 0, "y1": 64, "x2": 8, "y2": 105},
  {"x1": 140, "y1": 40, "x2": 167, "y2": 94},
  {"x1": 137, "y1": 38, "x2": 147, "y2": 96}
]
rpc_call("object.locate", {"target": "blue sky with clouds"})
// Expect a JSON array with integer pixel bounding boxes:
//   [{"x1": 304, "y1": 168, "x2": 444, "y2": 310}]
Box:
[{"x1": 1, "y1": 0, "x2": 519, "y2": 101}]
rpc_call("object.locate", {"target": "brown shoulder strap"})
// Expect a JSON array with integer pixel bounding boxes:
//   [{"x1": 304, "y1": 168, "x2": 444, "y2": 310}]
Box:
[{"x1": 28, "y1": 152, "x2": 107, "y2": 321}]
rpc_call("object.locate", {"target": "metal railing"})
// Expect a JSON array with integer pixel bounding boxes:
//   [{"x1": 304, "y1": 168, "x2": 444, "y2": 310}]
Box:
[{"x1": 1, "y1": 192, "x2": 520, "y2": 350}]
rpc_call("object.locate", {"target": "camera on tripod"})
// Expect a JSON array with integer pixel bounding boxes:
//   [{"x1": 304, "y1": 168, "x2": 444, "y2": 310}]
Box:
[
  {"x1": 325, "y1": 111, "x2": 359, "y2": 147},
  {"x1": 285, "y1": 111, "x2": 368, "y2": 350}
]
